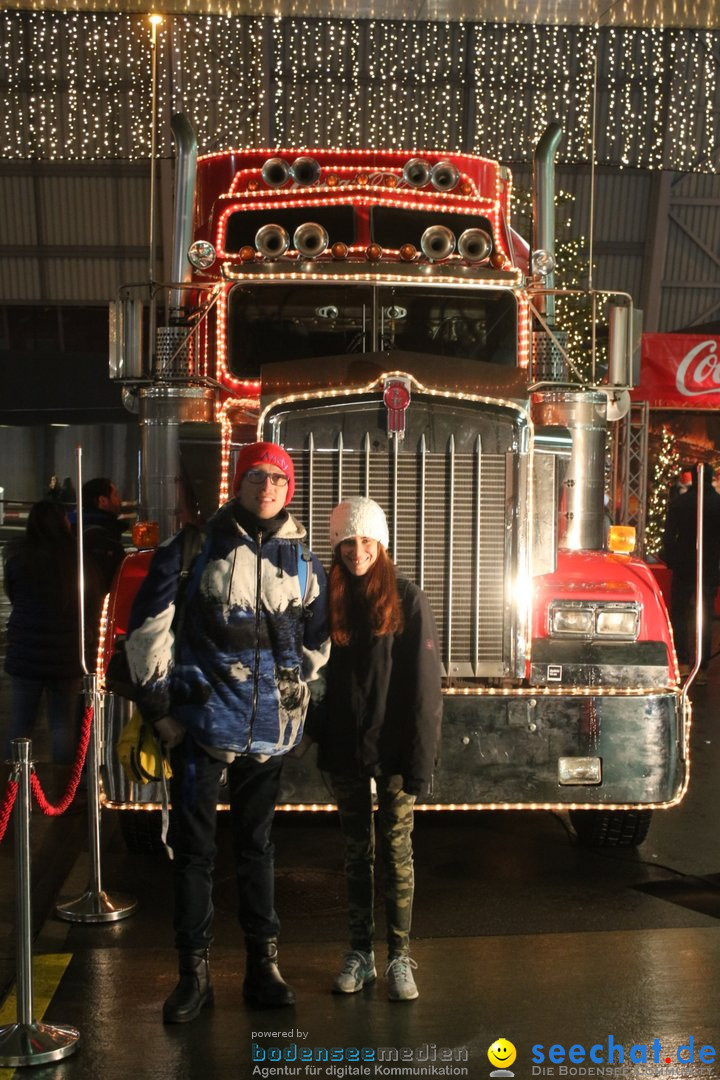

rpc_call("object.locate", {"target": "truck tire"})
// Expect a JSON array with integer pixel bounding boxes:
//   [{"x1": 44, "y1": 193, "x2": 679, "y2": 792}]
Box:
[
  {"x1": 119, "y1": 810, "x2": 165, "y2": 854},
  {"x1": 569, "y1": 809, "x2": 653, "y2": 848}
]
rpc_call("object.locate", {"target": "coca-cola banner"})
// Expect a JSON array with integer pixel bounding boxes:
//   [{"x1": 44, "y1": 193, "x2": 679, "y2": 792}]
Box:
[{"x1": 633, "y1": 333, "x2": 720, "y2": 408}]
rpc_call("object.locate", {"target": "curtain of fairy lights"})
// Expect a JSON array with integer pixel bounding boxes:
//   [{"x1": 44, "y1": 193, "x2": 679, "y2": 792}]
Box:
[{"x1": 1, "y1": 11, "x2": 720, "y2": 171}]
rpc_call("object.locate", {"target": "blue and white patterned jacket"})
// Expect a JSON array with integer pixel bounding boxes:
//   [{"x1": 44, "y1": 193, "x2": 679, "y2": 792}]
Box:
[{"x1": 126, "y1": 501, "x2": 329, "y2": 757}]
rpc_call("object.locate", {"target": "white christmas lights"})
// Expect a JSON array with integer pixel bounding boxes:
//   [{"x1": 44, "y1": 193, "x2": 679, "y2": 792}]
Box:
[{"x1": 2, "y1": 13, "x2": 720, "y2": 170}]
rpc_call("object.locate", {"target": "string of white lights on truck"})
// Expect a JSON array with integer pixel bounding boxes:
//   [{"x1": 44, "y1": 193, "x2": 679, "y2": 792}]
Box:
[
  {"x1": 517, "y1": 293, "x2": 531, "y2": 369},
  {"x1": 217, "y1": 147, "x2": 501, "y2": 194},
  {"x1": 224, "y1": 165, "x2": 482, "y2": 200},
  {"x1": 95, "y1": 592, "x2": 110, "y2": 690},
  {"x1": 213, "y1": 197, "x2": 506, "y2": 267},
  {"x1": 216, "y1": 182, "x2": 492, "y2": 210},
  {"x1": 217, "y1": 397, "x2": 261, "y2": 505}
]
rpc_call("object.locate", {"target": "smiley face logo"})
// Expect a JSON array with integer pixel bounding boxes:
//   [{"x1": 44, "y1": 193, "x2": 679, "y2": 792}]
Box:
[{"x1": 488, "y1": 1038, "x2": 517, "y2": 1072}]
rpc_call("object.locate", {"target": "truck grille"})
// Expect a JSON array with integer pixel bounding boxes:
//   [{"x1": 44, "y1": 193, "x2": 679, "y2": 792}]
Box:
[{"x1": 289, "y1": 438, "x2": 516, "y2": 679}]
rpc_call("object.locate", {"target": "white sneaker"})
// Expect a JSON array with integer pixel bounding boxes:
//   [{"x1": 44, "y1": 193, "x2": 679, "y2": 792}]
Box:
[
  {"x1": 385, "y1": 955, "x2": 418, "y2": 1001},
  {"x1": 333, "y1": 950, "x2": 376, "y2": 994}
]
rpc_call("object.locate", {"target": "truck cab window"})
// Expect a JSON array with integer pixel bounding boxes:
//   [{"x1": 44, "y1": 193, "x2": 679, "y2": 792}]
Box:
[{"x1": 227, "y1": 283, "x2": 517, "y2": 379}]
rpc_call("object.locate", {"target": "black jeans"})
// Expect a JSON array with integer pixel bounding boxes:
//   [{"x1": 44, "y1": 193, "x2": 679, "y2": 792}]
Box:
[{"x1": 168, "y1": 740, "x2": 283, "y2": 951}]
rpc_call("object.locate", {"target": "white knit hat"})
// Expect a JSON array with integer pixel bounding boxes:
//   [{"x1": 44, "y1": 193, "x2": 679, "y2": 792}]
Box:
[{"x1": 329, "y1": 496, "x2": 389, "y2": 549}]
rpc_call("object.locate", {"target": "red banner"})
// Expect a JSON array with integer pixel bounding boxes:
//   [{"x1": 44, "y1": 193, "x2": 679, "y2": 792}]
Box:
[{"x1": 633, "y1": 333, "x2": 720, "y2": 408}]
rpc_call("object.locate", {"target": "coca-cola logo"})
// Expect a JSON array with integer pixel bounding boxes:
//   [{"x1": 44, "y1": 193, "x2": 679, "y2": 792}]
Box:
[{"x1": 676, "y1": 339, "x2": 720, "y2": 396}]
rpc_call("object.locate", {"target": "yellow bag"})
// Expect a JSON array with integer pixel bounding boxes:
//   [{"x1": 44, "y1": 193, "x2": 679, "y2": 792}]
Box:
[{"x1": 116, "y1": 709, "x2": 172, "y2": 784}]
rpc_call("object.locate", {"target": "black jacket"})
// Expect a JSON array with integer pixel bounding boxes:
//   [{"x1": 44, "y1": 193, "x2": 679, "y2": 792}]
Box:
[
  {"x1": 4, "y1": 550, "x2": 83, "y2": 681},
  {"x1": 663, "y1": 483, "x2": 720, "y2": 587},
  {"x1": 307, "y1": 578, "x2": 442, "y2": 796}
]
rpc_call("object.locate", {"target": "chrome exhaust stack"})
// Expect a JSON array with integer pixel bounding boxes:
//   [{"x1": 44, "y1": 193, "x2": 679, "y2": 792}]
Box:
[{"x1": 168, "y1": 113, "x2": 197, "y2": 316}]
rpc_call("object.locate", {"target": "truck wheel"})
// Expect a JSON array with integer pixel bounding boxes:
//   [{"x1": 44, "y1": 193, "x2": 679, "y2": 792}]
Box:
[
  {"x1": 569, "y1": 809, "x2": 653, "y2": 848},
  {"x1": 119, "y1": 810, "x2": 165, "y2": 854}
]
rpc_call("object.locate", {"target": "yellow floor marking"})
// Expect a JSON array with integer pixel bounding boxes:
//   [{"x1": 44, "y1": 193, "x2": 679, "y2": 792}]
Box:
[{"x1": 0, "y1": 954, "x2": 74, "y2": 1076}]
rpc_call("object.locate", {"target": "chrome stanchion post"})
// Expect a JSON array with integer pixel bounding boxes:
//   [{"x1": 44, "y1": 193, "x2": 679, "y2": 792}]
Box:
[
  {"x1": 55, "y1": 447, "x2": 137, "y2": 924},
  {"x1": 681, "y1": 464, "x2": 705, "y2": 706},
  {"x1": 0, "y1": 739, "x2": 79, "y2": 1066}
]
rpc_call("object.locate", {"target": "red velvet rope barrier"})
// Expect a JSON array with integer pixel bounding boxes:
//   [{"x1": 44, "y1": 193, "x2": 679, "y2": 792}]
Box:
[
  {"x1": 30, "y1": 701, "x2": 94, "y2": 816},
  {"x1": 0, "y1": 779, "x2": 18, "y2": 844}
]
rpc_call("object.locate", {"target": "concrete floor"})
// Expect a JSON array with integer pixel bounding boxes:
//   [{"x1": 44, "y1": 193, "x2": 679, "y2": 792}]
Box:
[{"x1": 1, "y1": 562, "x2": 720, "y2": 1079}]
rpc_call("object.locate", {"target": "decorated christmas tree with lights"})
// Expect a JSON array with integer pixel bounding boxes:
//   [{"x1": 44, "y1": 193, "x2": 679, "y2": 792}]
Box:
[
  {"x1": 645, "y1": 426, "x2": 681, "y2": 557},
  {"x1": 513, "y1": 186, "x2": 599, "y2": 384}
]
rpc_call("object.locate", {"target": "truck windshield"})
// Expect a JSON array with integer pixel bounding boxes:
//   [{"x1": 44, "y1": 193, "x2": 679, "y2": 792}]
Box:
[{"x1": 227, "y1": 282, "x2": 517, "y2": 379}]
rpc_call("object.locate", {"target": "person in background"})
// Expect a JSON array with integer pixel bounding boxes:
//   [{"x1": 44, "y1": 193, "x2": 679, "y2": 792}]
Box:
[
  {"x1": 59, "y1": 476, "x2": 76, "y2": 508},
  {"x1": 73, "y1": 477, "x2": 126, "y2": 669},
  {"x1": 77, "y1": 477, "x2": 125, "y2": 593},
  {"x1": 670, "y1": 469, "x2": 693, "y2": 504},
  {"x1": 46, "y1": 474, "x2": 62, "y2": 503},
  {"x1": 305, "y1": 496, "x2": 442, "y2": 1002},
  {"x1": 126, "y1": 442, "x2": 329, "y2": 1021},
  {"x1": 3, "y1": 500, "x2": 82, "y2": 764},
  {"x1": 663, "y1": 464, "x2": 720, "y2": 681}
]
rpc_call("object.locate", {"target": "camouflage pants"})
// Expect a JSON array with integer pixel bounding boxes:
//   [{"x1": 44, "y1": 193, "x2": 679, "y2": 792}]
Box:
[{"x1": 328, "y1": 773, "x2": 416, "y2": 957}]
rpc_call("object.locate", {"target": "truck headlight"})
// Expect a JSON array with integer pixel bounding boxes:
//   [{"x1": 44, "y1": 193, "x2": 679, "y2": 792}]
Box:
[
  {"x1": 549, "y1": 602, "x2": 640, "y2": 641},
  {"x1": 596, "y1": 607, "x2": 640, "y2": 637},
  {"x1": 551, "y1": 607, "x2": 594, "y2": 635}
]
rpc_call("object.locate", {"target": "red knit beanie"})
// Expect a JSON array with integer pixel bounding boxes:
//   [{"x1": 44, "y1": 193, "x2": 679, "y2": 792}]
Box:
[{"x1": 232, "y1": 441, "x2": 295, "y2": 505}]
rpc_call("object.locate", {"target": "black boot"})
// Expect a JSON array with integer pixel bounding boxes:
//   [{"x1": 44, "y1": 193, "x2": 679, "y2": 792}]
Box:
[
  {"x1": 243, "y1": 937, "x2": 295, "y2": 1008},
  {"x1": 162, "y1": 949, "x2": 214, "y2": 1023}
]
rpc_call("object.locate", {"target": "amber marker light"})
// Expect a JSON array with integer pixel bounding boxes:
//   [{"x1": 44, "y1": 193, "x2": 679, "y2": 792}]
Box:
[
  {"x1": 357, "y1": 173, "x2": 369, "y2": 186},
  {"x1": 399, "y1": 243, "x2": 417, "y2": 262},
  {"x1": 490, "y1": 252, "x2": 507, "y2": 269},
  {"x1": 366, "y1": 243, "x2": 382, "y2": 261},
  {"x1": 247, "y1": 179, "x2": 259, "y2": 191},
  {"x1": 607, "y1": 525, "x2": 636, "y2": 554},
  {"x1": 239, "y1": 245, "x2": 256, "y2": 263},
  {"x1": 326, "y1": 174, "x2": 339, "y2": 187},
  {"x1": 331, "y1": 242, "x2": 349, "y2": 259},
  {"x1": 132, "y1": 521, "x2": 160, "y2": 549}
]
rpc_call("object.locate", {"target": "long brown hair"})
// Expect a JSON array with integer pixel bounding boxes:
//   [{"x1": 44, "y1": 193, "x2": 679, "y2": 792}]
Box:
[{"x1": 329, "y1": 544, "x2": 404, "y2": 645}]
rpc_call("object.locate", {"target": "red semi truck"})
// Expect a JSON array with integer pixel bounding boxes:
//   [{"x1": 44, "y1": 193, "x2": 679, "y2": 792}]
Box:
[{"x1": 102, "y1": 116, "x2": 688, "y2": 849}]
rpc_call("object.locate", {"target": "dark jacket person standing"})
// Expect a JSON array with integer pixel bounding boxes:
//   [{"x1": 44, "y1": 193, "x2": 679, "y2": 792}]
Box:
[
  {"x1": 3, "y1": 500, "x2": 82, "y2": 764},
  {"x1": 663, "y1": 465, "x2": 720, "y2": 675},
  {"x1": 71, "y1": 477, "x2": 127, "y2": 670},
  {"x1": 306, "y1": 496, "x2": 442, "y2": 1002},
  {"x1": 126, "y1": 442, "x2": 329, "y2": 1020}
]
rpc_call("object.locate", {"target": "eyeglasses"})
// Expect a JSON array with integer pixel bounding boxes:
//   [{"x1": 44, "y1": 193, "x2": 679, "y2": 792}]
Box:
[{"x1": 244, "y1": 468, "x2": 289, "y2": 488}]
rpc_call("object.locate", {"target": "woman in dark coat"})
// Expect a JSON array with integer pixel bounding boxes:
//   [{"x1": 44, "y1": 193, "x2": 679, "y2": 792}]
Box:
[
  {"x1": 307, "y1": 496, "x2": 442, "y2": 1002},
  {"x1": 3, "y1": 500, "x2": 82, "y2": 764}
]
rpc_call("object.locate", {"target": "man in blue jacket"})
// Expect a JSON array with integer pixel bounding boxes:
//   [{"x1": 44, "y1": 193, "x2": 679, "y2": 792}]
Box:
[{"x1": 126, "y1": 442, "x2": 329, "y2": 1019}]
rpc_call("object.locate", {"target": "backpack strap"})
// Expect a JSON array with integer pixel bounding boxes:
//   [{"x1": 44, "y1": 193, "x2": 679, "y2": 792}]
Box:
[
  {"x1": 172, "y1": 524, "x2": 208, "y2": 640},
  {"x1": 297, "y1": 540, "x2": 312, "y2": 607}
]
